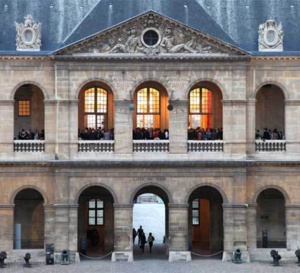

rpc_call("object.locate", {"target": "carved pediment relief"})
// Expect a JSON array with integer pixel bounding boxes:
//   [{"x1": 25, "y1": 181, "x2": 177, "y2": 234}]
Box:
[{"x1": 56, "y1": 12, "x2": 247, "y2": 56}]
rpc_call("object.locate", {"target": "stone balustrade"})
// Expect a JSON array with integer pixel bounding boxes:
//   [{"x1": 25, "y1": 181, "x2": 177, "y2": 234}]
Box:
[
  {"x1": 14, "y1": 140, "x2": 45, "y2": 152},
  {"x1": 133, "y1": 140, "x2": 169, "y2": 152},
  {"x1": 187, "y1": 140, "x2": 224, "y2": 152},
  {"x1": 78, "y1": 140, "x2": 114, "y2": 152},
  {"x1": 255, "y1": 140, "x2": 286, "y2": 152}
]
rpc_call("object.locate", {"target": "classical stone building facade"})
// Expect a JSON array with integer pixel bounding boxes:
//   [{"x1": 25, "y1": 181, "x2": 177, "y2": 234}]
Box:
[{"x1": 0, "y1": 0, "x2": 299, "y2": 263}]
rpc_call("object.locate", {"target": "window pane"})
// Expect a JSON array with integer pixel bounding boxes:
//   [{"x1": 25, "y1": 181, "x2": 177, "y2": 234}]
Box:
[
  {"x1": 192, "y1": 200, "x2": 199, "y2": 208},
  {"x1": 97, "y1": 218, "x2": 104, "y2": 225},
  {"x1": 86, "y1": 115, "x2": 96, "y2": 128},
  {"x1": 192, "y1": 210, "x2": 199, "y2": 217},
  {"x1": 192, "y1": 218, "x2": 199, "y2": 225},
  {"x1": 89, "y1": 199, "x2": 95, "y2": 208},
  {"x1": 97, "y1": 200, "x2": 103, "y2": 208},
  {"x1": 96, "y1": 115, "x2": 105, "y2": 129},
  {"x1": 97, "y1": 210, "x2": 103, "y2": 217},
  {"x1": 201, "y1": 88, "x2": 212, "y2": 113},
  {"x1": 190, "y1": 89, "x2": 200, "y2": 113},
  {"x1": 18, "y1": 100, "x2": 30, "y2": 116},
  {"x1": 89, "y1": 210, "x2": 95, "y2": 217},
  {"x1": 137, "y1": 88, "x2": 148, "y2": 113},
  {"x1": 96, "y1": 88, "x2": 107, "y2": 113},
  {"x1": 149, "y1": 88, "x2": 159, "y2": 113},
  {"x1": 85, "y1": 88, "x2": 95, "y2": 112},
  {"x1": 89, "y1": 218, "x2": 95, "y2": 225}
]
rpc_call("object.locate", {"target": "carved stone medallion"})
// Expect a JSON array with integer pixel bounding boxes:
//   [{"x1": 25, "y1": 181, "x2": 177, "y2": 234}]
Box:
[
  {"x1": 258, "y1": 20, "x2": 283, "y2": 52},
  {"x1": 15, "y1": 15, "x2": 42, "y2": 51}
]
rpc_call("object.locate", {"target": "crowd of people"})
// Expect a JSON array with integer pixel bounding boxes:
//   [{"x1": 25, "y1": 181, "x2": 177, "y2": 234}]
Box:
[
  {"x1": 78, "y1": 127, "x2": 114, "y2": 140},
  {"x1": 133, "y1": 226, "x2": 155, "y2": 253},
  {"x1": 15, "y1": 128, "x2": 45, "y2": 140},
  {"x1": 255, "y1": 128, "x2": 284, "y2": 140},
  {"x1": 188, "y1": 127, "x2": 223, "y2": 140},
  {"x1": 133, "y1": 128, "x2": 169, "y2": 140}
]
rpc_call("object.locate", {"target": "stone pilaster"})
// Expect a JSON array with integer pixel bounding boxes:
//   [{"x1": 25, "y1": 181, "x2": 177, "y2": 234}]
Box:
[
  {"x1": 285, "y1": 204, "x2": 300, "y2": 250},
  {"x1": 222, "y1": 204, "x2": 250, "y2": 262},
  {"x1": 168, "y1": 203, "x2": 191, "y2": 262},
  {"x1": 44, "y1": 100, "x2": 56, "y2": 155},
  {"x1": 246, "y1": 99, "x2": 256, "y2": 154},
  {"x1": 285, "y1": 100, "x2": 300, "y2": 153},
  {"x1": 44, "y1": 204, "x2": 55, "y2": 246},
  {"x1": 0, "y1": 100, "x2": 14, "y2": 157},
  {"x1": 112, "y1": 204, "x2": 133, "y2": 262},
  {"x1": 69, "y1": 100, "x2": 79, "y2": 158},
  {"x1": 54, "y1": 204, "x2": 70, "y2": 252},
  {"x1": 246, "y1": 204, "x2": 257, "y2": 250},
  {"x1": 114, "y1": 100, "x2": 133, "y2": 155},
  {"x1": 169, "y1": 100, "x2": 188, "y2": 154},
  {"x1": 0, "y1": 204, "x2": 14, "y2": 250},
  {"x1": 68, "y1": 205, "x2": 79, "y2": 251},
  {"x1": 222, "y1": 100, "x2": 247, "y2": 156}
]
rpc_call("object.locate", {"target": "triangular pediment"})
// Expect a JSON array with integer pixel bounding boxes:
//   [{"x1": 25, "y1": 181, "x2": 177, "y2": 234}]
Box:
[{"x1": 54, "y1": 11, "x2": 249, "y2": 57}]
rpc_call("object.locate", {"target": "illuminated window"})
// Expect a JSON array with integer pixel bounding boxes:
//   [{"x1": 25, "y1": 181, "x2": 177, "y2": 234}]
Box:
[
  {"x1": 189, "y1": 88, "x2": 212, "y2": 129},
  {"x1": 18, "y1": 100, "x2": 30, "y2": 116},
  {"x1": 84, "y1": 88, "x2": 107, "y2": 129},
  {"x1": 136, "y1": 87, "x2": 160, "y2": 128},
  {"x1": 88, "y1": 199, "x2": 104, "y2": 226},
  {"x1": 192, "y1": 199, "x2": 199, "y2": 225}
]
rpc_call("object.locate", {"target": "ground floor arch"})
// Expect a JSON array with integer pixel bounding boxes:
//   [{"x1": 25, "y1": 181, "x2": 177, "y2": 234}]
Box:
[
  {"x1": 77, "y1": 186, "x2": 114, "y2": 256},
  {"x1": 256, "y1": 188, "x2": 286, "y2": 248},
  {"x1": 188, "y1": 186, "x2": 223, "y2": 255},
  {"x1": 132, "y1": 185, "x2": 169, "y2": 259},
  {"x1": 14, "y1": 188, "x2": 45, "y2": 249}
]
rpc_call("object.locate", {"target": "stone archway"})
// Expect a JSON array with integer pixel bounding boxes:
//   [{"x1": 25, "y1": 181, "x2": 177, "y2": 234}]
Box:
[
  {"x1": 77, "y1": 186, "x2": 114, "y2": 256},
  {"x1": 14, "y1": 188, "x2": 45, "y2": 249},
  {"x1": 188, "y1": 186, "x2": 223, "y2": 256},
  {"x1": 256, "y1": 188, "x2": 286, "y2": 248},
  {"x1": 132, "y1": 185, "x2": 169, "y2": 259}
]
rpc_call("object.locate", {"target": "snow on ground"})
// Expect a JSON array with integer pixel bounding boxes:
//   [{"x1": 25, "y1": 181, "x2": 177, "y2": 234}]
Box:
[{"x1": 133, "y1": 203, "x2": 165, "y2": 244}]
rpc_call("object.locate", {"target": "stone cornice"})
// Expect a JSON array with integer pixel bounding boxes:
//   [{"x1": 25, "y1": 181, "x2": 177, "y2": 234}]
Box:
[
  {"x1": 53, "y1": 203, "x2": 79, "y2": 208},
  {"x1": 52, "y1": 54, "x2": 250, "y2": 62},
  {"x1": 44, "y1": 99, "x2": 78, "y2": 106},
  {"x1": 222, "y1": 100, "x2": 247, "y2": 105},
  {"x1": 223, "y1": 203, "x2": 248, "y2": 209},
  {"x1": 0, "y1": 100, "x2": 14, "y2": 106},
  {"x1": 0, "y1": 204, "x2": 14, "y2": 209},
  {"x1": 285, "y1": 204, "x2": 300, "y2": 209},
  {"x1": 284, "y1": 100, "x2": 300, "y2": 106},
  {"x1": 0, "y1": 160, "x2": 300, "y2": 169},
  {"x1": 114, "y1": 204, "x2": 133, "y2": 209},
  {"x1": 168, "y1": 203, "x2": 189, "y2": 209}
]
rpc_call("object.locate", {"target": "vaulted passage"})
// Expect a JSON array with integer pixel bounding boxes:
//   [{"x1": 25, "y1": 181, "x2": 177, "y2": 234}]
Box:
[
  {"x1": 188, "y1": 186, "x2": 223, "y2": 257},
  {"x1": 78, "y1": 186, "x2": 114, "y2": 256},
  {"x1": 14, "y1": 189, "x2": 44, "y2": 249}
]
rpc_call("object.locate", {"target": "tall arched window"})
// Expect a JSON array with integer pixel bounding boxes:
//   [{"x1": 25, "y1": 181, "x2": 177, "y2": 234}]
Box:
[
  {"x1": 84, "y1": 87, "x2": 107, "y2": 129},
  {"x1": 136, "y1": 87, "x2": 160, "y2": 128},
  {"x1": 189, "y1": 88, "x2": 212, "y2": 129}
]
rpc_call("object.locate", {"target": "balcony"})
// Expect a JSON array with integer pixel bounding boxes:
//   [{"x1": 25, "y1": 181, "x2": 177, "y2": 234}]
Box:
[
  {"x1": 255, "y1": 140, "x2": 286, "y2": 152},
  {"x1": 133, "y1": 140, "x2": 169, "y2": 152},
  {"x1": 14, "y1": 140, "x2": 45, "y2": 152},
  {"x1": 78, "y1": 140, "x2": 114, "y2": 153},
  {"x1": 187, "y1": 140, "x2": 224, "y2": 152}
]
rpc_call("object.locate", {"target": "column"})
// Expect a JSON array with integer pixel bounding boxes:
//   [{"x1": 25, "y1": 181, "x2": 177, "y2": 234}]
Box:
[
  {"x1": 112, "y1": 204, "x2": 133, "y2": 262},
  {"x1": 285, "y1": 204, "x2": 300, "y2": 251},
  {"x1": 0, "y1": 100, "x2": 14, "y2": 157},
  {"x1": 114, "y1": 100, "x2": 133, "y2": 155},
  {"x1": 168, "y1": 204, "x2": 191, "y2": 262},
  {"x1": 169, "y1": 100, "x2": 188, "y2": 154},
  {"x1": 222, "y1": 100, "x2": 247, "y2": 156},
  {"x1": 0, "y1": 204, "x2": 14, "y2": 250},
  {"x1": 222, "y1": 204, "x2": 250, "y2": 262}
]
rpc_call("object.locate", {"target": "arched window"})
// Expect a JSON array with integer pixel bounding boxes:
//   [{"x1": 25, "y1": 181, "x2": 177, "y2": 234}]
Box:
[
  {"x1": 189, "y1": 88, "x2": 212, "y2": 129},
  {"x1": 136, "y1": 87, "x2": 160, "y2": 128},
  {"x1": 88, "y1": 198, "x2": 104, "y2": 226},
  {"x1": 84, "y1": 87, "x2": 107, "y2": 129}
]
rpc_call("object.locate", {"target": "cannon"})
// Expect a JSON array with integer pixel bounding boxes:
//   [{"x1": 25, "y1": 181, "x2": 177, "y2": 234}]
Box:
[
  {"x1": 23, "y1": 252, "x2": 31, "y2": 268},
  {"x1": 0, "y1": 251, "x2": 7, "y2": 268},
  {"x1": 233, "y1": 248, "x2": 242, "y2": 264},
  {"x1": 270, "y1": 249, "x2": 281, "y2": 266}
]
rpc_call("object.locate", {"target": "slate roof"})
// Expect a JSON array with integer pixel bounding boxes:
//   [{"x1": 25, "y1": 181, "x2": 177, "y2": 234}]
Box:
[{"x1": 0, "y1": 0, "x2": 300, "y2": 55}]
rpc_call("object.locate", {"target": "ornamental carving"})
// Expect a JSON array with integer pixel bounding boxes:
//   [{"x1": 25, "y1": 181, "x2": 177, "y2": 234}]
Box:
[
  {"x1": 15, "y1": 15, "x2": 41, "y2": 51},
  {"x1": 59, "y1": 12, "x2": 243, "y2": 56},
  {"x1": 258, "y1": 20, "x2": 283, "y2": 52}
]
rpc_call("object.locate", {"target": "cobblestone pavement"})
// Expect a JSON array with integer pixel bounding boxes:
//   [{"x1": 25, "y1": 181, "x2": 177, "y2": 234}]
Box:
[{"x1": 1, "y1": 259, "x2": 299, "y2": 273}]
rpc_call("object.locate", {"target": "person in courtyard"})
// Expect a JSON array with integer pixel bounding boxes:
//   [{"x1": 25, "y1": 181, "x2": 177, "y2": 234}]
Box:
[
  {"x1": 147, "y1": 232, "x2": 155, "y2": 253},
  {"x1": 132, "y1": 228, "x2": 137, "y2": 244},
  {"x1": 140, "y1": 232, "x2": 147, "y2": 253},
  {"x1": 137, "y1": 225, "x2": 144, "y2": 245}
]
